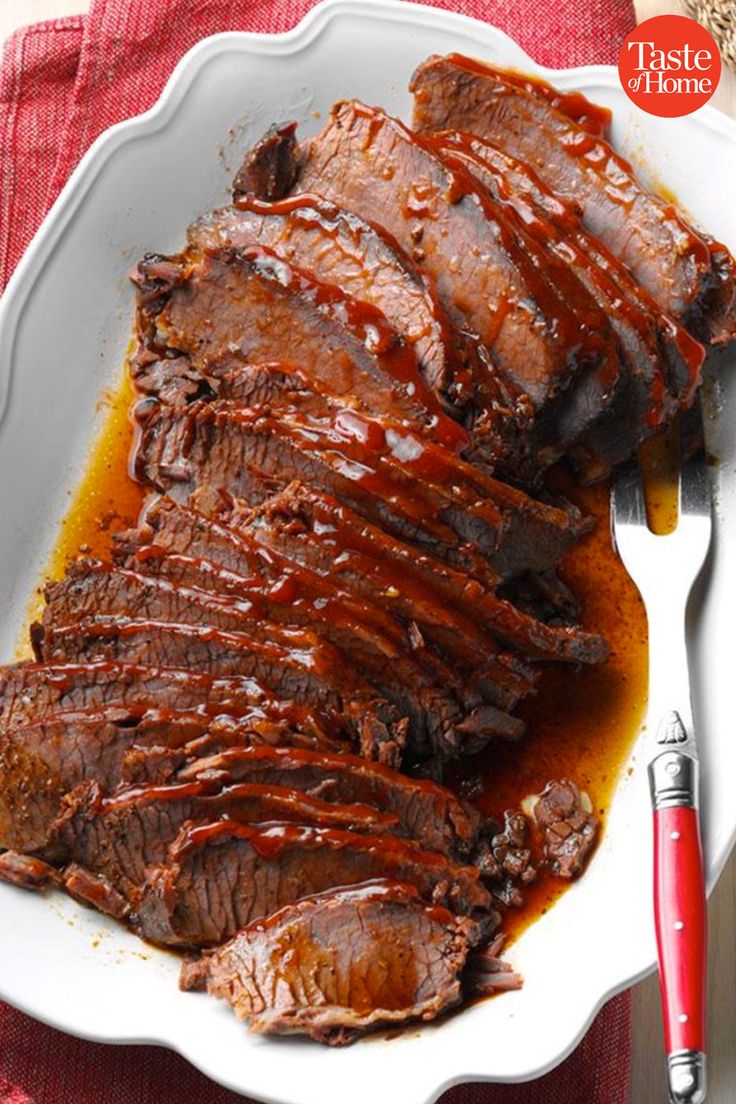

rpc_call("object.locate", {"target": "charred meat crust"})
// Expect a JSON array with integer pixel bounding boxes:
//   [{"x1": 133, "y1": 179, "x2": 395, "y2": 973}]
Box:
[{"x1": 232, "y1": 121, "x2": 302, "y2": 202}]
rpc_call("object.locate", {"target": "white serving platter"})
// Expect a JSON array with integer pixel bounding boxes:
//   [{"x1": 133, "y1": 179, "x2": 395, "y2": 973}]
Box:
[{"x1": 0, "y1": 2, "x2": 735, "y2": 1101}]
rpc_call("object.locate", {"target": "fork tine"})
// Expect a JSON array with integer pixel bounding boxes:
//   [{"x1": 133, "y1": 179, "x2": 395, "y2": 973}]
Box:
[
  {"x1": 679, "y1": 451, "x2": 711, "y2": 520},
  {"x1": 611, "y1": 458, "x2": 648, "y2": 528}
]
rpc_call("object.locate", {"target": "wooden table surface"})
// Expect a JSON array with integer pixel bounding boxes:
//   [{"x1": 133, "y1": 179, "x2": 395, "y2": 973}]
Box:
[{"x1": 1, "y1": 2, "x2": 734, "y2": 1102}]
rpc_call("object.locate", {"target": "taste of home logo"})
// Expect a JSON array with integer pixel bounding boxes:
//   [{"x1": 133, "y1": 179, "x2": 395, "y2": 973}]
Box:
[
  {"x1": 619, "y1": 14, "x2": 721, "y2": 117},
  {"x1": 627, "y1": 41, "x2": 714, "y2": 96}
]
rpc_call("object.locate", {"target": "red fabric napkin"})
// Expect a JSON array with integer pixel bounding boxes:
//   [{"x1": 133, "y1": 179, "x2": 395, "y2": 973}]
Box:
[{"x1": 0, "y1": 1, "x2": 636, "y2": 1101}]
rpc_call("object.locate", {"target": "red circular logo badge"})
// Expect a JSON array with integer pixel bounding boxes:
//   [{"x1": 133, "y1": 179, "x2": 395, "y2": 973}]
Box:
[{"x1": 618, "y1": 14, "x2": 721, "y2": 117}]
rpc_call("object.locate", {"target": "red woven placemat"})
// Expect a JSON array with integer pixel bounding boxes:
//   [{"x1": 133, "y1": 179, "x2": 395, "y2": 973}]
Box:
[{"x1": 0, "y1": 1, "x2": 635, "y2": 1101}]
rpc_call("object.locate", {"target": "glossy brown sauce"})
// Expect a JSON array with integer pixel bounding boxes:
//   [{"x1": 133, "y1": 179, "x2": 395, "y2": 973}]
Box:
[
  {"x1": 447, "y1": 472, "x2": 649, "y2": 941},
  {"x1": 20, "y1": 370, "x2": 651, "y2": 943},
  {"x1": 639, "y1": 422, "x2": 680, "y2": 536},
  {"x1": 16, "y1": 370, "x2": 146, "y2": 657},
  {"x1": 49, "y1": 373, "x2": 145, "y2": 566}
]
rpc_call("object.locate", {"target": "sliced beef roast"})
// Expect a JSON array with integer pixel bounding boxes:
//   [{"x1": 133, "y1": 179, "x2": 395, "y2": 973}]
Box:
[
  {"x1": 37, "y1": 559, "x2": 515, "y2": 764},
  {"x1": 135, "y1": 244, "x2": 466, "y2": 454},
  {"x1": 134, "y1": 398, "x2": 497, "y2": 583},
  {"x1": 135, "y1": 401, "x2": 607, "y2": 657},
  {"x1": 34, "y1": 617, "x2": 403, "y2": 767},
  {"x1": 137, "y1": 398, "x2": 500, "y2": 582},
  {"x1": 187, "y1": 195, "x2": 477, "y2": 408},
  {"x1": 112, "y1": 519, "x2": 516, "y2": 749},
  {"x1": 410, "y1": 54, "x2": 736, "y2": 345},
  {"x1": 240, "y1": 102, "x2": 623, "y2": 469},
  {"x1": 0, "y1": 700, "x2": 347, "y2": 855},
  {"x1": 216, "y1": 362, "x2": 593, "y2": 575},
  {"x1": 2, "y1": 56, "x2": 682, "y2": 1046},
  {"x1": 137, "y1": 490, "x2": 540, "y2": 712},
  {"x1": 176, "y1": 743, "x2": 485, "y2": 859},
  {"x1": 428, "y1": 132, "x2": 682, "y2": 481},
  {"x1": 0, "y1": 661, "x2": 344, "y2": 747},
  {"x1": 51, "y1": 777, "x2": 401, "y2": 899},
  {"x1": 0, "y1": 710, "x2": 214, "y2": 853},
  {"x1": 237, "y1": 483, "x2": 608, "y2": 665},
  {"x1": 433, "y1": 133, "x2": 703, "y2": 414},
  {"x1": 114, "y1": 494, "x2": 470, "y2": 693}
]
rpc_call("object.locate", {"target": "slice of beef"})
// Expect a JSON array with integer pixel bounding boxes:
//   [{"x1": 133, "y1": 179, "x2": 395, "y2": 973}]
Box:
[
  {"x1": 0, "y1": 710, "x2": 199, "y2": 854},
  {"x1": 114, "y1": 521, "x2": 504, "y2": 742},
  {"x1": 136, "y1": 819, "x2": 496, "y2": 946},
  {"x1": 225, "y1": 487, "x2": 535, "y2": 707},
  {"x1": 410, "y1": 55, "x2": 736, "y2": 345},
  {"x1": 217, "y1": 362, "x2": 593, "y2": 575},
  {"x1": 117, "y1": 493, "x2": 423, "y2": 651},
  {"x1": 422, "y1": 140, "x2": 622, "y2": 445},
  {"x1": 226, "y1": 145, "x2": 532, "y2": 472},
  {"x1": 0, "y1": 661, "x2": 342, "y2": 747},
  {"x1": 136, "y1": 397, "x2": 594, "y2": 600},
  {"x1": 433, "y1": 134, "x2": 703, "y2": 412},
  {"x1": 216, "y1": 367, "x2": 511, "y2": 567},
  {"x1": 524, "y1": 779, "x2": 599, "y2": 878},
  {"x1": 429, "y1": 132, "x2": 681, "y2": 481},
  {"x1": 52, "y1": 777, "x2": 402, "y2": 900},
  {"x1": 117, "y1": 555, "x2": 521, "y2": 749},
  {"x1": 135, "y1": 397, "x2": 500, "y2": 583},
  {"x1": 35, "y1": 613, "x2": 404, "y2": 768},
  {"x1": 0, "y1": 699, "x2": 342, "y2": 855},
  {"x1": 241, "y1": 102, "x2": 622, "y2": 467},
  {"x1": 119, "y1": 537, "x2": 416, "y2": 668},
  {"x1": 136, "y1": 244, "x2": 466, "y2": 453},
  {"x1": 238, "y1": 483, "x2": 608, "y2": 666},
  {"x1": 42, "y1": 556, "x2": 403, "y2": 674},
  {"x1": 114, "y1": 494, "x2": 465, "y2": 693},
  {"x1": 468, "y1": 69, "x2": 612, "y2": 136},
  {"x1": 115, "y1": 711, "x2": 357, "y2": 788},
  {"x1": 39, "y1": 559, "x2": 510, "y2": 763},
  {"x1": 187, "y1": 194, "x2": 476, "y2": 407},
  {"x1": 176, "y1": 743, "x2": 485, "y2": 859},
  {"x1": 134, "y1": 491, "x2": 538, "y2": 712},
  {"x1": 181, "y1": 881, "x2": 478, "y2": 1044},
  {"x1": 512, "y1": 66, "x2": 736, "y2": 351},
  {"x1": 34, "y1": 615, "x2": 364, "y2": 717}
]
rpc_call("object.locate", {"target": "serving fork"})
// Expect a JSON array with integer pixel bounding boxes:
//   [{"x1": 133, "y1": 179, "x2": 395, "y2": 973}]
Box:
[{"x1": 611, "y1": 430, "x2": 711, "y2": 1104}]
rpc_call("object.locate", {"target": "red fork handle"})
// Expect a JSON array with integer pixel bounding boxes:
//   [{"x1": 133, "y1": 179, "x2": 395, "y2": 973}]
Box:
[{"x1": 653, "y1": 804, "x2": 707, "y2": 1055}]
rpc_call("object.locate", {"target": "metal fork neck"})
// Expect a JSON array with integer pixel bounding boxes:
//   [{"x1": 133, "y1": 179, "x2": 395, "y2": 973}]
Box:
[{"x1": 644, "y1": 594, "x2": 694, "y2": 740}]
